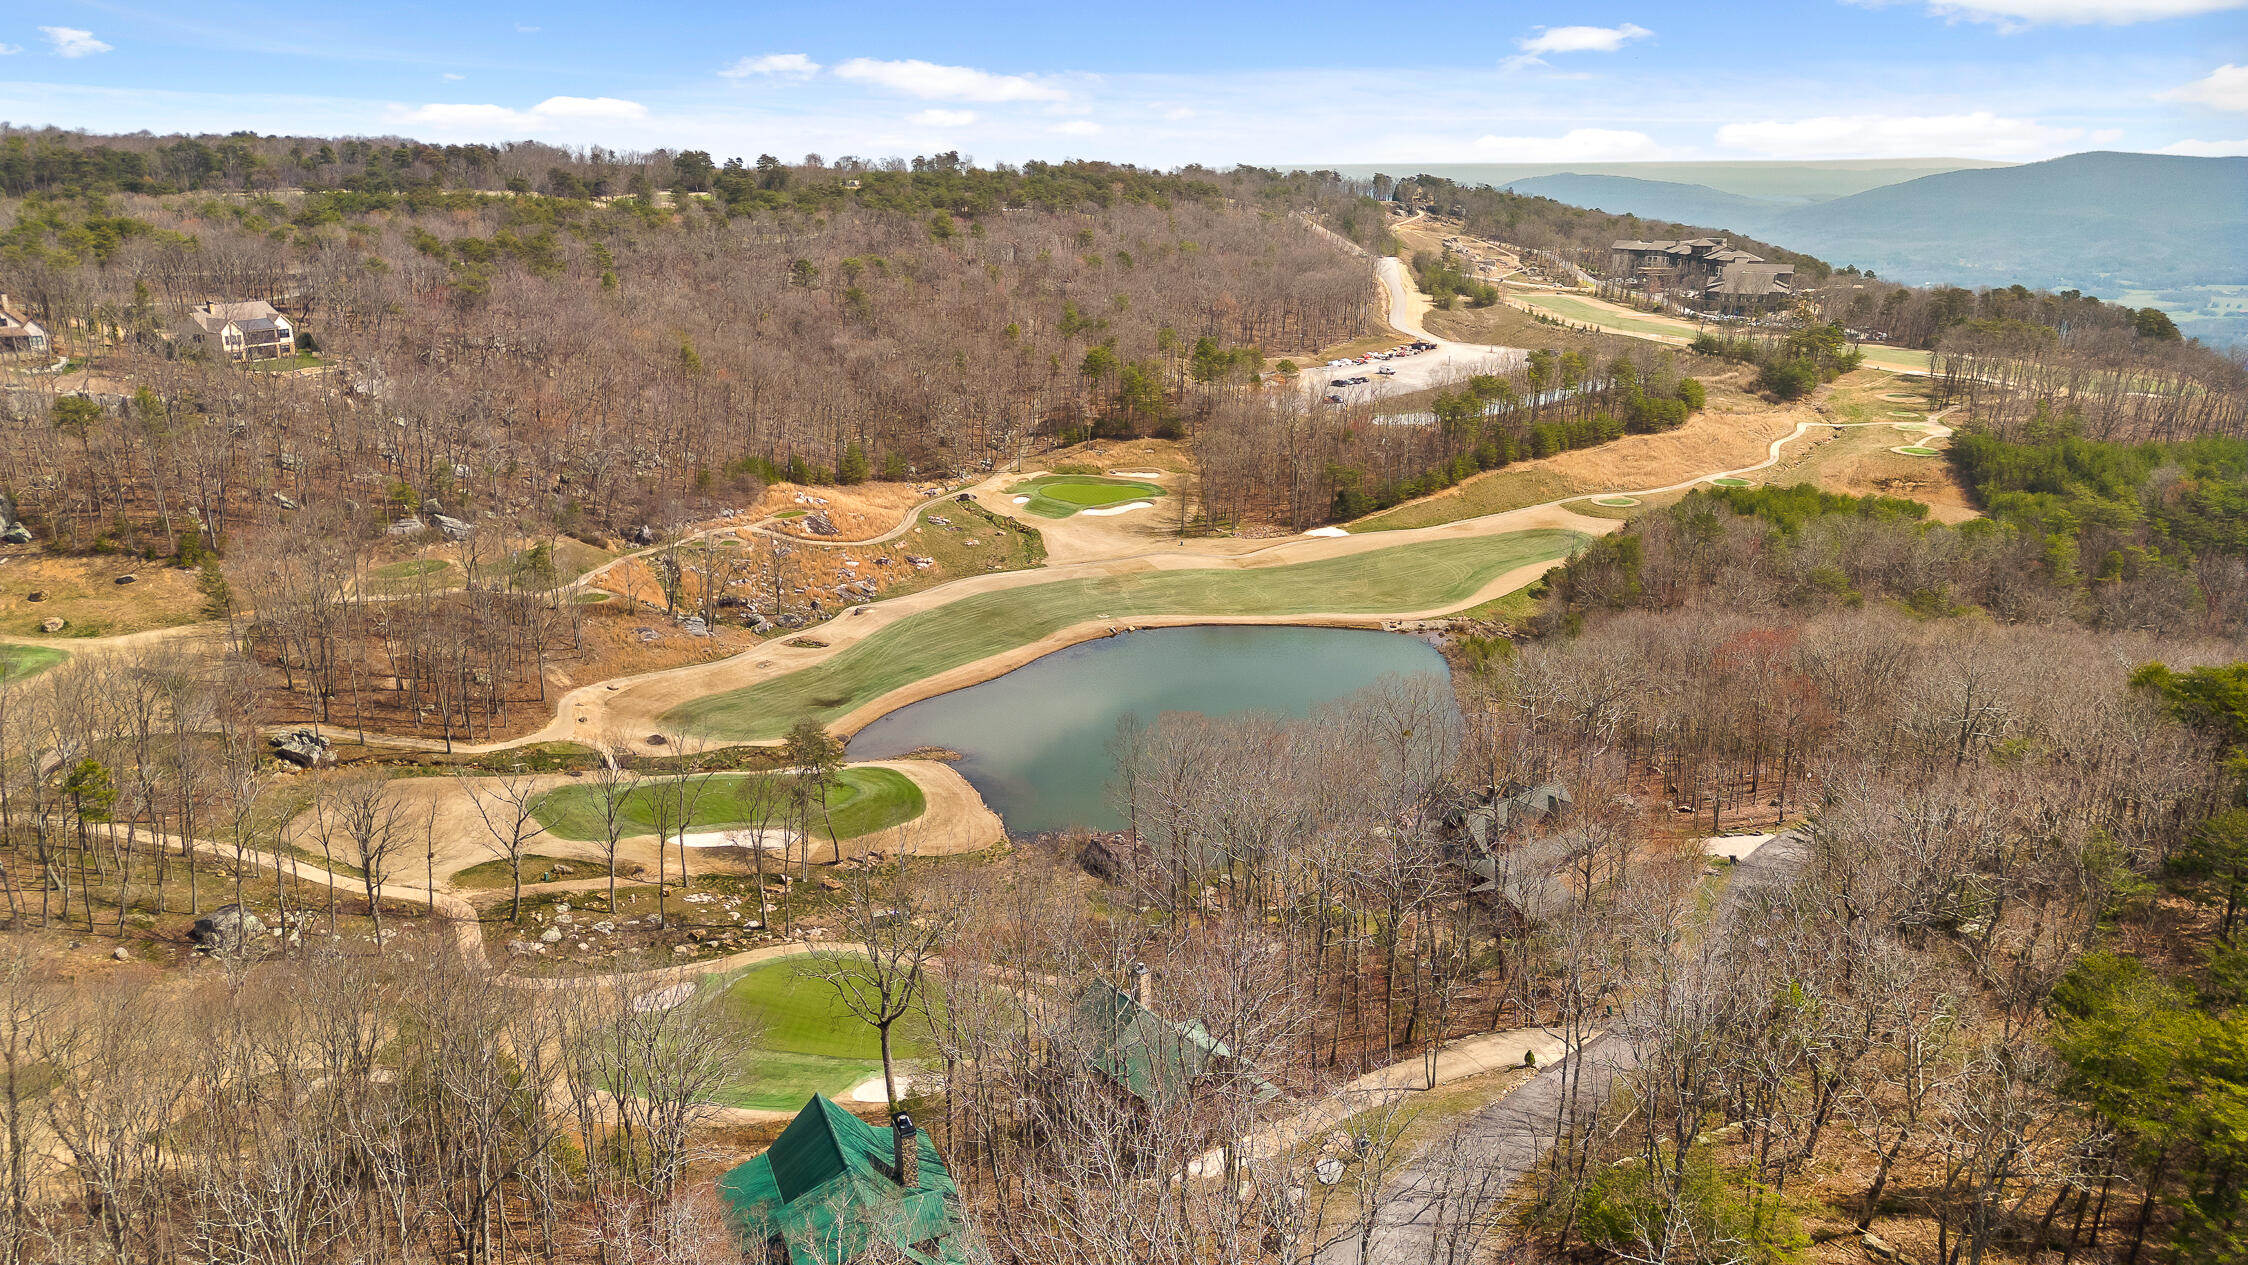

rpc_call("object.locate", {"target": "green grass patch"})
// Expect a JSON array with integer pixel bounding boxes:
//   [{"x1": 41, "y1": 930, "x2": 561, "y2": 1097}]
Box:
[
  {"x1": 1895, "y1": 447, "x2": 1941, "y2": 457},
  {"x1": 705, "y1": 955, "x2": 943, "y2": 1110},
  {"x1": 1591, "y1": 496, "x2": 1639, "y2": 507},
  {"x1": 0, "y1": 644, "x2": 68, "y2": 680},
  {"x1": 664, "y1": 529, "x2": 1587, "y2": 740},
  {"x1": 1009, "y1": 474, "x2": 1164, "y2": 519},
  {"x1": 529, "y1": 767, "x2": 924, "y2": 842},
  {"x1": 1709, "y1": 477, "x2": 1754, "y2": 488}
]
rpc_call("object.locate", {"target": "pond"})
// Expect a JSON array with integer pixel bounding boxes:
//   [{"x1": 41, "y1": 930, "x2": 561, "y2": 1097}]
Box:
[{"x1": 848, "y1": 624, "x2": 1452, "y2": 834}]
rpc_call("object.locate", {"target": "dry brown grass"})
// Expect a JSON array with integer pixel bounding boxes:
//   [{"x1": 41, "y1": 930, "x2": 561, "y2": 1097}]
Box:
[{"x1": 0, "y1": 551, "x2": 207, "y2": 637}]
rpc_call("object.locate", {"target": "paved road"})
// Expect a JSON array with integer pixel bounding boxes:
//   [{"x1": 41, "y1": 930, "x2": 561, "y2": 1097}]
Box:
[{"x1": 1321, "y1": 830, "x2": 1807, "y2": 1264}]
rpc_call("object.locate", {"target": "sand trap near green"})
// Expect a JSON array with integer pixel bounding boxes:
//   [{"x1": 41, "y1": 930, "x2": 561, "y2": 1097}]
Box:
[
  {"x1": 1009, "y1": 474, "x2": 1165, "y2": 519},
  {"x1": 662, "y1": 528, "x2": 1587, "y2": 741},
  {"x1": 529, "y1": 768, "x2": 924, "y2": 842},
  {"x1": 705, "y1": 956, "x2": 943, "y2": 1110}
]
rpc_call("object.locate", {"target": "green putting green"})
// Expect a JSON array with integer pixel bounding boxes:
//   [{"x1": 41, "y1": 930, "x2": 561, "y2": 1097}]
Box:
[
  {"x1": 1009, "y1": 474, "x2": 1165, "y2": 519},
  {"x1": 0, "y1": 644, "x2": 67, "y2": 681},
  {"x1": 706, "y1": 955, "x2": 943, "y2": 1110},
  {"x1": 1896, "y1": 447, "x2": 1941, "y2": 457},
  {"x1": 662, "y1": 528, "x2": 1587, "y2": 741},
  {"x1": 1709, "y1": 477, "x2": 1755, "y2": 487},
  {"x1": 1591, "y1": 496, "x2": 1639, "y2": 508},
  {"x1": 529, "y1": 768, "x2": 925, "y2": 841}
]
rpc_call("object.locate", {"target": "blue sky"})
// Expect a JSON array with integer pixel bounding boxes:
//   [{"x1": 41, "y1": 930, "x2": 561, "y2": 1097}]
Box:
[{"x1": 1, "y1": 1, "x2": 2243, "y2": 164}]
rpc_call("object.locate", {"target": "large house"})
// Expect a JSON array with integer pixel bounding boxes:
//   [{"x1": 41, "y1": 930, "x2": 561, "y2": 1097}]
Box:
[
  {"x1": 1607, "y1": 239, "x2": 1795, "y2": 311},
  {"x1": 1077, "y1": 965, "x2": 1281, "y2": 1111},
  {"x1": 177, "y1": 300, "x2": 296, "y2": 361},
  {"x1": 718, "y1": 1095, "x2": 980, "y2": 1265},
  {"x1": 0, "y1": 295, "x2": 48, "y2": 356}
]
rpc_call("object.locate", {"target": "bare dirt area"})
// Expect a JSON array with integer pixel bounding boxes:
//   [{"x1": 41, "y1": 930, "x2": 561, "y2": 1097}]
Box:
[
  {"x1": 757, "y1": 481, "x2": 933, "y2": 542},
  {"x1": 1036, "y1": 436, "x2": 1197, "y2": 474},
  {"x1": 0, "y1": 551, "x2": 208, "y2": 637}
]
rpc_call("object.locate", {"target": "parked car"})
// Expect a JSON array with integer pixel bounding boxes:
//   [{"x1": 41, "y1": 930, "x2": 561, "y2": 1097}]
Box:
[
  {"x1": 1376, "y1": 367, "x2": 1397, "y2": 376},
  {"x1": 1325, "y1": 393, "x2": 1345, "y2": 404},
  {"x1": 1331, "y1": 377, "x2": 1353, "y2": 387}
]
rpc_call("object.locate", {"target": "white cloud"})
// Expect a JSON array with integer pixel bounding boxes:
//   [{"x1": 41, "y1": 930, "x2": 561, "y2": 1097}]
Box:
[
  {"x1": 2158, "y1": 136, "x2": 2248, "y2": 154},
  {"x1": 1518, "y1": 23, "x2": 1653, "y2": 55},
  {"x1": 528, "y1": 95, "x2": 647, "y2": 120},
  {"x1": 40, "y1": 27, "x2": 111, "y2": 58},
  {"x1": 910, "y1": 108, "x2": 977, "y2": 127},
  {"x1": 400, "y1": 102, "x2": 524, "y2": 129},
  {"x1": 0, "y1": 44, "x2": 20, "y2": 56},
  {"x1": 396, "y1": 96, "x2": 649, "y2": 132},
  {"x1": 832, "y1": 57, "x2": 1067, "y2": 102},
  {"x1": 1504, "y1": 23, "x2": 1651, "y2": 70},
  {"x1": 442, "y1": 72, "x2": 464, "y2": 81},
  {"x1": 515, "y1": 24, "x2": 539, "y2": 33},
  {"x1": 2163, "y1": 64, "x2": 2248, "y2": 111},
  {"x1": 721, "y1": 53, "x2": 821, "y2": 80},
  {"x1": 1050, "y1": 120, "x2": 1101, "y2": 135},
  {"x1": 1470, "y1": 128, "x2": 1661, "y2": 161},
  {"x1": 1716, "y1": 111, "x2": 2086, "y2": 157},
  {"x1": 1878, "y1": 0, "x2": 2247, "y2": 28}
]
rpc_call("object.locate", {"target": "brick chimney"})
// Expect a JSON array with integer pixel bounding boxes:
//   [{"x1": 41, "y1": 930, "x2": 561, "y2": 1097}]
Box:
[
  {"x1": 1130, "y1": 961, "x2": 1151, "y2": 1009},
  {"x1": 892, "y1": 1113, "x2": 918, "y2": 1189}
]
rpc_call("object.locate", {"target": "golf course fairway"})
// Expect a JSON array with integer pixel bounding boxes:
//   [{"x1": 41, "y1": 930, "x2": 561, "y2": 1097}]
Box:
[{"x1": 661, "y1": 527, "x2": 1585, "y2": 741}]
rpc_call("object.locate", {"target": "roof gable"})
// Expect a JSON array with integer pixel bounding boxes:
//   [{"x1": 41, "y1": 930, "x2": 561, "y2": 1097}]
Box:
[{"x1": 719, "y1": 1095, "x2": 972, "y2": 1265}]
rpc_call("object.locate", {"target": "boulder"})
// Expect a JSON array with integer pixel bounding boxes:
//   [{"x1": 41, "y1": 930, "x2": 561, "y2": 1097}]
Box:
[
  {"x1": 386, "y1": 516, "x2": 425, "y2": 536},
  {"x1": 432, "y1": 514, "x2": 473, "y2": 541},
  {"x1": 38, "y1": 618, "x2": 64, "y2": 634},
  {"x1": 114, "y1": 574, "x2": 137, "y2": 586},
  {"x1": 539, "y1": 927, "x2": 563, "y2": 944},
  {"x1": 268, "y1": 728, "x2": 334, "y2": 768},
  {"x1": 2, "y1": 525, "x2": 31, "y2": 545},
  {"x1": 190, "y1": 904, "x2": 267, "y2": 955},
  {"x1": 23, "y1": 591, "x2": 43, "y2": 603}
]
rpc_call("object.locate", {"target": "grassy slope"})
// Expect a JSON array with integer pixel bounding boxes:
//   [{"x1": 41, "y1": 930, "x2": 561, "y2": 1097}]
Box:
[
  {"x1": 530, "y1": 768, "x2": 925, "y2": 841},
  {"x1": 665, "y1": 528, "x2": 1586, "y2": 740},
  {"x1": 707, "y1": 956, "x2": 942, "y2": 1110}
]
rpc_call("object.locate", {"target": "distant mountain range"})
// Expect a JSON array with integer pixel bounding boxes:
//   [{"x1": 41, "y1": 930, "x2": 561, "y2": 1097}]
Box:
[
  {"x1": 1498, "y1": 153, "x2": 2248, "y2": 345},
  {"x1": 1327, "y1": 158, "x2": 2008, "y2": 203}
]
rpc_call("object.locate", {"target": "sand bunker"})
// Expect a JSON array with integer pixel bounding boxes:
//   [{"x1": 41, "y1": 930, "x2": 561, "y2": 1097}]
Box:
[
  {"x1": 1302, "y1": 526, "x2": 1350, "y2": 538},
  {"x1": 1079, "y1": 501, "x2": 1154, "y2": 517},
  {"x1": 677, "y1": 829, "x2": 792, "y2": 850},
  {"x1": 1012, "y1": 496, "x2": 1030, "y2": 504},
  {"x1": 847, "y1": 1074, "x2": 910, "y2": 1103},
  {"x1": 1110, "y1": 470, "x2": 1166, "y2": 478}
]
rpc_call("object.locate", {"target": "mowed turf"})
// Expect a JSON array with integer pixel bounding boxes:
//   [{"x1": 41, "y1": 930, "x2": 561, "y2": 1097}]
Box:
[
  {"x1": 529, "y1": 768, "x2": 925, "y2": 841},
  {"x1": 663, "y1": 528, "x2": 1586, "y2": 740},
  {"x1": 0, "y1": 644, "x2": 68, "y2": 680},
  {"x1": 706, "y1": 956, "x2": 943, "y2": 1110},
  {"x1": 1010, "y1": 474, "x2": 1164, "y2": 518}
]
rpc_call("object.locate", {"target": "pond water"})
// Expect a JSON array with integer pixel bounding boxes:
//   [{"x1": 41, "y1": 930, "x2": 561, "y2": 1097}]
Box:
[{"x1": 847, "y1": 625, "x2": 1451, "y2": 834}]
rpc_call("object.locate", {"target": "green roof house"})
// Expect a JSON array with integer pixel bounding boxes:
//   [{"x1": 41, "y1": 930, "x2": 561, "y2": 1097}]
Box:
[
  {"x1": 1077, "y1": 965, "x2": 1281, "y2": 1110},
  {"x1": 718, "y1": 1096, "x2": 979, "y2": 1265}
]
